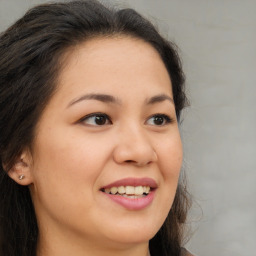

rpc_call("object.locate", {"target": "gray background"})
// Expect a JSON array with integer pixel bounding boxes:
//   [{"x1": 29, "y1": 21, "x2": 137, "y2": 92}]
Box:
[{"x1": 1, "y1": 0, "x2": 255, "y2": 255}]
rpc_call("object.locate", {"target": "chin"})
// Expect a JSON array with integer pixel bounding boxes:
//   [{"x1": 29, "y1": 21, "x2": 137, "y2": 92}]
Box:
[{"x1": 103, "y1": 223, "x2": 158, "y2": 245}]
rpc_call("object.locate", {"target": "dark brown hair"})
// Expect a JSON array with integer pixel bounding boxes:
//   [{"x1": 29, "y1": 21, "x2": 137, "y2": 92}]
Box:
[{"x1": 0, "y1": 1, "x2": 190, "y2": 255}]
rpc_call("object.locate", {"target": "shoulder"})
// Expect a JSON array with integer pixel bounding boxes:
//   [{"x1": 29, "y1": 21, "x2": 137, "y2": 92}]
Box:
[{"x1": 181, "y1": 247, "x2": 196, "y2": 256}]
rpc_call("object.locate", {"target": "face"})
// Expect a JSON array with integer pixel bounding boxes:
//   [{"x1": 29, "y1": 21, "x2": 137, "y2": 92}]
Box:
[{"x1": 28, "y1": 37, "x2": 183, "y2": 249}]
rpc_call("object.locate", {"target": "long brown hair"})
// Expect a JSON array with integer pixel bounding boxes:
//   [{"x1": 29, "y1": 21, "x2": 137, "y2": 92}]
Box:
[{"x1": 0, "y1": 1, "x2": 190, "y2": 255}]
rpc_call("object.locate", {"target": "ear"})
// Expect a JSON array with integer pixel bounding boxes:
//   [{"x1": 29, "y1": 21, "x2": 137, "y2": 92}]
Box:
[{"x1": 7, "y1": 150, "x2": 34, "y2": 186}]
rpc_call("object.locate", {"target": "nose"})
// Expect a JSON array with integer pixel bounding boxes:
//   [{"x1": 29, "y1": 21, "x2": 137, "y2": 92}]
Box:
[{"x1": 113, "y1": 126, "x2": 157, "y2": 167}]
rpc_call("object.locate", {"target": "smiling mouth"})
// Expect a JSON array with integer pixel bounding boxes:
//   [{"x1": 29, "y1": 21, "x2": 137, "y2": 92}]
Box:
[{"x1": 101, "y1": 185, "x2": 152, "y2": 198}]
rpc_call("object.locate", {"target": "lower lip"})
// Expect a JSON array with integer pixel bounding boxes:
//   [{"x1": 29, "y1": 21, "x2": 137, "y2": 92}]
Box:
[{"x1": 101, "y1": 190, "x2": 155, "y2": 210}]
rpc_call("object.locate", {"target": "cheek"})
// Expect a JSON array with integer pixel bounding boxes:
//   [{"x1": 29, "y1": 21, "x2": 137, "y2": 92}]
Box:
[
  {"x1": 158, "y1": 133, "x2": 183, "y2": 180},
  {"x1": 33, "y1": 126, "x2": 109, "y2": 174},
  {"x1": 29, "y1": 129, "x2": 115, "y2": 235},
  {"x1": 30, "y1": 128, "x2": 111, "y2": 208},
  {"x1": 158, "y1": 133, "x2": 183, "y2": 203},
  {"x1": 147, "y1": 133, "x2": 182, "y2": 232}
]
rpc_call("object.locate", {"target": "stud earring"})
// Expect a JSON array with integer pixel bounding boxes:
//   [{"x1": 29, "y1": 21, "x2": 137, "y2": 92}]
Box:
[{"x1": 18, "y1": 174, "x2": 25, "y2": 180}]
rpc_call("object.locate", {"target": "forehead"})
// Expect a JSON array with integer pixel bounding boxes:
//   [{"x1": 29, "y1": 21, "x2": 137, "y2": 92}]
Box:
[
  {"x1": 63, "y1": 35, "x2": 162, "y2": 66},
  {"x1": 54, "y1": 36, "x2": 173, "y2": 105}
]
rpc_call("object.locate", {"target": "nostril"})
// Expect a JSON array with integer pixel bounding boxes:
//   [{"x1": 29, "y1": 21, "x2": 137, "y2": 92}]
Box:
[
  {"x1": 124, "y1": 159, "x2": 152, "y2": 167},
  {"x1": 113, "y1": 143, "x2": 157, "y2": 166},
  {"x1": 125, "y1": 160, "x2": 134, "y2": 163}
]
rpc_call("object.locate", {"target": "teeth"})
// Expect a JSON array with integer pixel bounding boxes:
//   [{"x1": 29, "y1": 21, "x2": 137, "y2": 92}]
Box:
[
  {"x1": 103, "y1": 186, "x2": 151, "y2": 196},
  {"x1": 122, "y1": 194, "x2": 143, "y2": 199},
  {"x1": 105, "y1": 188, "x2": 111, "y2": 194},
  {"x1": 126, "y1": 186, "x2": 135, "y2": 195},
  {"x1": 134, "y1": 186, "x2": 144, "y2": 195},
  {"x1": 117, "y1": 186, "x2": 125, "y2": 194},
  {"x1": 110, "y1": 187, "x2": 118, "y2": 194}
]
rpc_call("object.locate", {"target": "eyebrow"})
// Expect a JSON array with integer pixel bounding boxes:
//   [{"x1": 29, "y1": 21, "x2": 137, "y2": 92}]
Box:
[
  {"x1": 67, "y1": 93, "x2": 121, "y2": 108},
  {"x1": 146, "y1": 94, "x2": 174, "y2": 105},
  {"x1": 67, "y1": 93, "x2": 174, "y2": 108}
]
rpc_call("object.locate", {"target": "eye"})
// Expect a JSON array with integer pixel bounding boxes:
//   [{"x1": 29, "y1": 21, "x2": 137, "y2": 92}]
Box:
[
  {"x1": 80, "y1": 113, "x2": 112, "y2": 126},
  {"x1": 146, "y1": 114, "x2": 173, "y2": 126}
]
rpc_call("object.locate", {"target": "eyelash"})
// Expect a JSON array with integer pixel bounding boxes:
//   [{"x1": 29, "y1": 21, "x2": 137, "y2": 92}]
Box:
[
  {"x1": 146, "y1": 114, "x2": 174, "y2": 126},
  {"x1": 79, "y1": 113, "x2": 112, "y2": 126},
  {"x1": 79, "y1": 113, "x2": 174, "y2": 126}
]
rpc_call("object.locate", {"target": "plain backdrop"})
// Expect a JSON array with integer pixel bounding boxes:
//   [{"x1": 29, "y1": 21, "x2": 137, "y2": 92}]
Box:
[{"x1": 0, "y1": 1, "x2": 255, "y2": 255}]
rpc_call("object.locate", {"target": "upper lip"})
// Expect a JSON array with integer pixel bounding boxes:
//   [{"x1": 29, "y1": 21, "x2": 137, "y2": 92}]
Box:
[{"x1": 101, "y1": 177, "x2": 158, "y2": 189}]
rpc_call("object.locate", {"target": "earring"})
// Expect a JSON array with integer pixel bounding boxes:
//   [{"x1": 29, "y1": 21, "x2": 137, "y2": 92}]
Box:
[{"x1": 18, "y1": 174, "x2": 25, "y2": 180}]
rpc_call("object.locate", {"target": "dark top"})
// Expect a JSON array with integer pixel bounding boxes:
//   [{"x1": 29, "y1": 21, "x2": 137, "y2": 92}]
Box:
[{"x1": 181, "y1": 248, "x2": 195, "y2": 256}]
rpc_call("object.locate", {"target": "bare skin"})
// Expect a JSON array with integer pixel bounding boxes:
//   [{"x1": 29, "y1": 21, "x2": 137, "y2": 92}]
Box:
[{"x1": 10, "y1": 37, "x2": 183, "y2": 256}]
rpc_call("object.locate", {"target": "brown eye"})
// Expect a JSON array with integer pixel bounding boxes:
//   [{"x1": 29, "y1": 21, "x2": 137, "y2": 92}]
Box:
[
  {"x1": 94, "y1": 115, "x2": 108, "y2": 125},
  {"x1": 81, "y1": 113, "x2": 112, "y2": 126},
  {"x1": 153, "y1": 116, "x2": 164, "y2": 125},
  {"x1": 146, "y1": 114, "x2": 173, "y2": 126}
]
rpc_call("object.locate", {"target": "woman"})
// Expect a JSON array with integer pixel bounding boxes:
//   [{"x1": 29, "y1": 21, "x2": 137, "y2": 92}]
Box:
[{"x1": 0, "y1": 1, "x2": 193, "y2": 255}]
